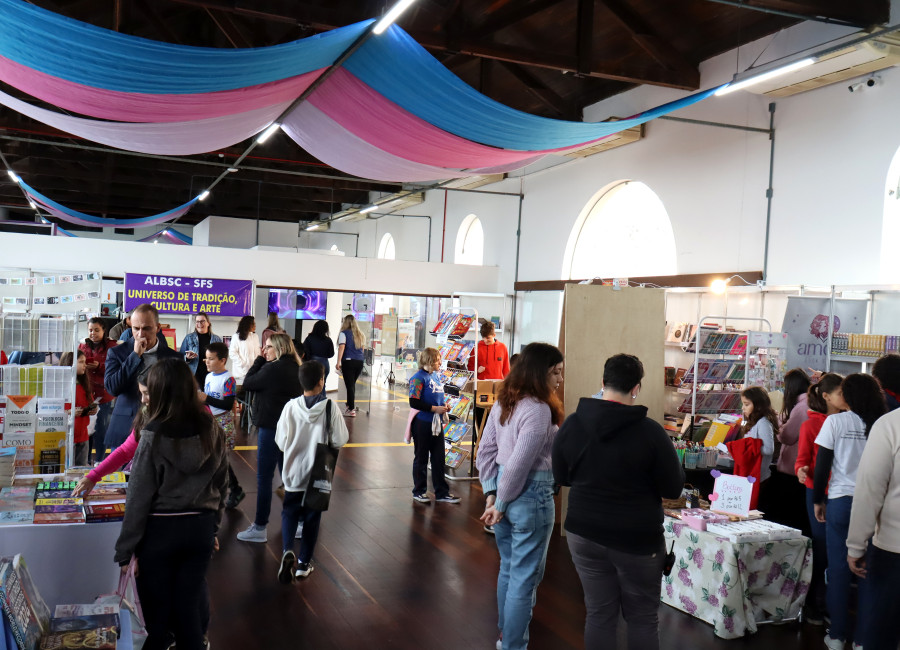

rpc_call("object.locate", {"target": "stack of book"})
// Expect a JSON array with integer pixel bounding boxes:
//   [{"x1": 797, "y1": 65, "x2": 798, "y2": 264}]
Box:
[
  {"x1": 0, "y1": 554, "x2": 51, "y2": 650},
  {"x1": 42, "y1": 604, "x2": 121, "y2": 649},
  {"x1": 0, "y1": 447, "x2": 16, "y2": 488},
  {"x1": 83, "y1": 482, "x2": 127, "y2": 524},
  {"x1": 33, "y1": 497, "x2": 85, "y2": 525},
  {"x1": 0, "y1": 485, "x2": 36, "y2": 526},
  {"x1": 439, "y1": 340, "x2": 475, "y2": 363},
  {"x1": 430, "y1": 313, "x2": 476, "y2": 338}
]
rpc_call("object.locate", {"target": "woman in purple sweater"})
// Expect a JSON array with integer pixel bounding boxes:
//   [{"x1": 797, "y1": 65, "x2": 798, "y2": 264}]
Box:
[{"x1": 477, "y1": 342, "x2": 564, "y2": 650}]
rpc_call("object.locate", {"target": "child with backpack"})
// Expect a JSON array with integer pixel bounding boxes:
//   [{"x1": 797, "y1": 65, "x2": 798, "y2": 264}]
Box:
[{"x1": 275, "y1": 361, "x2": 349, "y2": 583}]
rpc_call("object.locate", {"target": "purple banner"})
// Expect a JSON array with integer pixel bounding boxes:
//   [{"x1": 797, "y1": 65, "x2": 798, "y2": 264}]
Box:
[{"x1": 124, "y1": 273, "x2": 253, "y2": 317}]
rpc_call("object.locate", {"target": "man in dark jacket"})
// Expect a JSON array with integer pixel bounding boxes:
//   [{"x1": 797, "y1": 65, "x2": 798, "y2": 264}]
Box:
[
  {"x1": 104, "y1": 304, "x2": 184, "y2": 450},
  {"x1": 552, "y1": 353, "x2": 684, "y2": 650}
]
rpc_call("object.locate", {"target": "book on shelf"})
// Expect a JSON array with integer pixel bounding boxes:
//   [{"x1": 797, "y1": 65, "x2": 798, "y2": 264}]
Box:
[
  {"x1": 444, "y1": 445, "x2": 469, "y2": 469},
  {"x1": 39, "y1": 628, "x2": 118, "y2": 650},
  {"x1": 666, "y1": 322, "x2": 688, "y2": 343},
  {"x1": 48, "y1": 611, "x2": 119, "y2": 634},
  {"x1": 84, "y1": 503, "x2": 125, "y2": 523},
  {"x1": 0, "y1": 511, "x2": 33, "y2": 526},
  {"x1": 443, "y1": 422, "x2": 470, "y2": 445},
  {"x1": 32, "y1": 510, "x2": 85, "y2": 525},
  {"x1": 449, "y1": 315, "x2": 475, "y2": 337},
  {"x1": 52, "y1": 604, "x2": 118, "y2": 619},
  {"x1": 445, "y1": 394, "x2": 472, "y2": 420},
  {"x1": 0, "y1": 554, "x2": 51, "y2": 650}
]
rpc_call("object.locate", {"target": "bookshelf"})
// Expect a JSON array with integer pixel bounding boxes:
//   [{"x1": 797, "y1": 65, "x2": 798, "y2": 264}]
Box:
[{"x1": 430, "y1": 307, "x2": 478, "y2": 480}]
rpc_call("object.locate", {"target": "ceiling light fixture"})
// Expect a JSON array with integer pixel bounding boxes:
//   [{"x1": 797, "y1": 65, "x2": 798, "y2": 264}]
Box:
[
  {"x1": 28, "y1": 201, "x2": 37, "y2": 210},
  {"x1": 306, "y1": 224, "x2": 321, "y2": 231},
  {"x1": 197, "y1": 190, "x2": 210, "y2": 201},
  {"x1": 7, "y1": 170, "x2": 21, "y2": 183},
  {"x1": 360, "y1": 204, "x2": 378, "y2": 214},
  {"x1": 373, "y1": 0, "x2": 417, "y2": 35},
  {"x1": 715, "y1": 58, "x2": 815, "y2": 96},
  {"x1": 256, "y1": 123, "x2": 281, "y2": 144}
]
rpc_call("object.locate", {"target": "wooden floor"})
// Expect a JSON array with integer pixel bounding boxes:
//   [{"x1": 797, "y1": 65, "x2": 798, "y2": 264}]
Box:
[{"x1": 208, "y1": 382, "x2": 833, "y2": 650}]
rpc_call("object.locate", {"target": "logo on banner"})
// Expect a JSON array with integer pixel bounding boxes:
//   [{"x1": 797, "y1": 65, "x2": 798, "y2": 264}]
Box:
[{"x1": 809, "y1": 314, "x2": 840, "y2": 342}]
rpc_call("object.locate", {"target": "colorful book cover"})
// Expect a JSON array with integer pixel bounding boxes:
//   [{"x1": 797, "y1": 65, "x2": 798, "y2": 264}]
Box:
[
  {"x1": 729, "y1": 336, "x2": 748, "y2": 356},
  {"x1": 449, "y1": 395, "x2": 472, "y2": 419},
  {"x1": 444, "y1": 446, "x2": 468, "y2": 469},
  {"x1": 450, "y1": 315, "x2": 475, "y2": 337},
  {"x1": 0, "y1": 511, "x2": 34, "y2": 526},
  {"x1": 53, "y1": 605, "x2": 118, "y2": 619},
  {"x1": 32, "y1": 511, "x2": 85, "y2": 524},
  {"x1": 34, "y1": 498, "x2": 82, "y2": 507},
  {"x1": 99, "y1": 473, "x2": 126, "y2": 485},
  {"x1": 0, "y1": 555, "x2": 51, "y2": 650},
  {"x1": 49, "y1": 613, "x2": 119, "y2": 633},
  {"x1": 443, "y1": 422, "x2": 469, "y2": 444},
  {"x1": 39, "y1": 628, "x2": 117, "y2": 649},
  {"x1": 84, "y1": 504, "x2": 125, "y2": 519}
]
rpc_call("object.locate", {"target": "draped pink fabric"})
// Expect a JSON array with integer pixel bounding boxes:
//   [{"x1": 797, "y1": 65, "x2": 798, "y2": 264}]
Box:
[
  {"x1": 308, "y1": 69, "x2": 567, "y2": 169},
  {"x1": 281, "y1": 102, "x2": 547, "y2": 182},
  {"x1": 29, "y1": 196, "x2": 194, "y2": 228},
  {"x1": 0, "y1": 88, "x2": 290, "y2": 155},
  {"x1": 0, "y1": 55, "x2": 323, "y2": 123}
]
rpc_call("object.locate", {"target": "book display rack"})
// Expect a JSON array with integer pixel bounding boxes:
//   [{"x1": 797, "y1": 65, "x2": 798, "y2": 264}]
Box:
[{"x1": 430, "y1": 308, "x2": 478, "y2": 479}]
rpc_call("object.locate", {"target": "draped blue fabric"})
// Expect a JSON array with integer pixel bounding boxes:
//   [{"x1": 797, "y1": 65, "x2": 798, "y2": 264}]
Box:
[
  {"x1": 0, "y1": 0, "x2": 372, "y2": 93},
  {"x1": 21, "y1": 180, "x2": 198, "y2": 227},
  {"x1": 343, "y1": 25, "x2": 722, "y2": 151}
]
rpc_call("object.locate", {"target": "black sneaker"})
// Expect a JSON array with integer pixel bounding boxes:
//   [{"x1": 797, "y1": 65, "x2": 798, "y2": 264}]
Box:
[
  {"x1": 412, "y1": 493, "x2": 430, "y2": 503},
  {"x1": 435, "y1": 494, "x2": 461, "y2": 504},
  {"x1": 278, "y1": 550, "x2": 296, "y2": 584},
  {"x1": 295, "y1": 561, "x2": 314, "y2": 579},
  {"x1": 225, "y1": 488, "x2": 245, "y2": 509}
]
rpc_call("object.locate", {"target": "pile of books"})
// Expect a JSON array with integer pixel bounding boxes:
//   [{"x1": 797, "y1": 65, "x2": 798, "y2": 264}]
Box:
[
  {"x1": 699, "y1": 332, "x2": 748, "y2": 356},
  {"x1": 439, "y1": 369, "x2": 472, "y2": 390},
  {"x1": 430, "y1": 313, "x2": 476, "y2": 338},
  {"x1": 0, "y1": 554, "x2": 51, "y2": 650},
  {"x1": 42, "y1": 604, "x2": 121, "y2": 650},
  {"x1": 443, "y1": 422, "x2": 470, "y2": 445},
  {"x1": 0, "y1": 447, "x2": 15, "y2": 487},
  {"x1": 0, "y1": 485, "x2": 36, "y2": 525},
  {"x1": 439, "y1": 340, "x2": 474, "y2": 363}
]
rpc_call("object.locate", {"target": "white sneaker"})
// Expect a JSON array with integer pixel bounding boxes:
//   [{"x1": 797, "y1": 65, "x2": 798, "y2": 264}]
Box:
[
  {"x1": 824, "y1": 635, "x2": 845, "y2": 650},
  {"x1": 236, "y1": 523, "x2": 267, "y2": 543},
  {"x1": 496, "y1": 638, "x2": 502, "y2": 650},
  {"x1": 295, "y1": 523, "x2": 303, "y2": 539}
]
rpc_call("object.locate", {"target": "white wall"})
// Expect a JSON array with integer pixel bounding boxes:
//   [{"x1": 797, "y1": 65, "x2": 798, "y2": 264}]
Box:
[{"x1": 341, "y1": 18, "x2": 900, "y2": 289}]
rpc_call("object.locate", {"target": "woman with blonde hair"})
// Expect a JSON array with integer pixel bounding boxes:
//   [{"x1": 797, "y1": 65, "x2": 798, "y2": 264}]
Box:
[
  {"x1": 408, "y1": 347, "x2": 458, "y2": 504},
  {"x1": 236, "y1": 332, "x2": 303, "y2": 543},
  {"x1": 336, "y1": 314, "x2": 366, "y2": 417}
]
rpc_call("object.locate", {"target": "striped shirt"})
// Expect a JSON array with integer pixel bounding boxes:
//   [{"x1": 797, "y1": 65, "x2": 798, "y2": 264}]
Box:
[{"x1": 477, "y1": 396, "x2": 558, "y2": 512}]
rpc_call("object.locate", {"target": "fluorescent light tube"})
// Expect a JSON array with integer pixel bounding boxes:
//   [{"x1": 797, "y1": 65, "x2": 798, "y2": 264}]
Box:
[
  {"x1": 360, "y1": 205, "x2": 378, "y2": 214},
  {"x1": 306, "y1": 224, "x2": 321, "y2": 231},
  {"x1": 256, "y1": 123, "x2": 281, "y2": 144},
  {"x1": 715, "y1": 58, "x2": 815, "y2": 96},
  {"x1": 198, "y1": 190, "x2": 210, "y2": 201},
  {"x1": 373, "y1": 0, "x2": 417, "y2": 35},
  {"x1": 7, "y1": 170, "x2": 20, "y2": 183}
]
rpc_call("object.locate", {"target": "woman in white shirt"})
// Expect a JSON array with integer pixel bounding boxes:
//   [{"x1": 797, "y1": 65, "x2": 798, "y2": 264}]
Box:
[
  {"x1": 229, "y1": 315, "x2": 260, "y2": 387},
  {"x1": 813, "y1": 373, "x2": 886, "y2": 650},
  {"x1": 739, "y1": 387, "x2": 778, "y2": 482}
]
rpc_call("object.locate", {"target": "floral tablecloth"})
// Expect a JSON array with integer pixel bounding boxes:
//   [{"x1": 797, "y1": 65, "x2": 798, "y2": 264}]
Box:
[{"x1": 660, "y1": 517, "x2": 812, "y2": 639}]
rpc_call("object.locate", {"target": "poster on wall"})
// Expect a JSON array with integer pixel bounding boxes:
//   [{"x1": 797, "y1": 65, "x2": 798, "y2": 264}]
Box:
[
  {"x1": 124, "y1": 273, "x2": 253, "y2": 317},
  {"x1": 781, "y1": 296, "x2": 867, "y2": 372}
]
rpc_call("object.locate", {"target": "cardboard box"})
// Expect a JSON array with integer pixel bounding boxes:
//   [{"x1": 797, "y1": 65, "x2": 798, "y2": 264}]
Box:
[{"x1": 476, "y1": 380, "x2": 498, "y2": 405}]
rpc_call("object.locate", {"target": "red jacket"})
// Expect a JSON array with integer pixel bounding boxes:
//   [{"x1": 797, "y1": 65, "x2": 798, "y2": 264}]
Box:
[
  {"x1": 73, "y1": 383, "x2": 90, "y2": 444},
  {"x1": 79, "y1": 338, "x2": 117, "y2": 403},
  {"x1": 726, "y1": 437, "x2": 763, "y2": 510},
  {"x1": 795, "y1": 410, "x2": 826, "y2": 490},
  {"x1": 467, "y1": 340, "x2": 510, "y2": 380}
]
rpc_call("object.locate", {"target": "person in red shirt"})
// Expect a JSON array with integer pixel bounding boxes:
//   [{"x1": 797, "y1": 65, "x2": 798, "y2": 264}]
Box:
[
  {"x1": 59, "y1": 350, "x2": 97, "y2": 467},
  {"x1": 79, "y1": 317, "x2": 117, "y2": 462},
  {"x1": 795, "y1": 372, "x2": 843, "y2": 625},
  {"x1": 469, "y1": 321, "x2": 510, "y2": 380}
]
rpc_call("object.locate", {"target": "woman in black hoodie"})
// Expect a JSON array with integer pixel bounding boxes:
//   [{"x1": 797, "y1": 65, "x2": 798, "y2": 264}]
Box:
[
  {"x1": 236, "y1": 332, "x2": 303, "y2": 543},
  {"x1": 552, "y1": 354, "x2": 684, "y2": 650}
]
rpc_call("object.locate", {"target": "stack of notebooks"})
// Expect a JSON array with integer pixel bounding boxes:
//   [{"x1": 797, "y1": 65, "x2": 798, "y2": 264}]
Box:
[{"x1": 430, "y1": 313, "x2": 476, "y2": 338}]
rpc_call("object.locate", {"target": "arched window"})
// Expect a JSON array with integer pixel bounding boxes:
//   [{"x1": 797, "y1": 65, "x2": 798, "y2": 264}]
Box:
[
  {"x1": 561, "y1": 180, "x2": 677, "y2": 280},
  {"x1": 377, "y1": 233, "x2": 395, "y2": 260},
  {"x1": 881, "y1": 146, "x2": 900, "y2": 280},
  {"x1": 454, "y1": 214, "x2": 484, "y2": 265}
]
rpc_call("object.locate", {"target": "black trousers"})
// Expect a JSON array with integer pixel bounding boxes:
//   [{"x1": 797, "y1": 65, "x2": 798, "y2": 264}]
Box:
[
  {"x1": 342, "y1": 359, "x2": 364, "y2": 410},
  {"x1": 865, "y1": 545, "x2": 900, "y2": 650},
  {"x1": 281, "y1": 491, "x2": 323, "y2": 563},
  {"x1": 136, "y1": 512, "x2": 215, "y2": 650},
  {"x1": 411, "y1": 417, "x2": 449, "y2": 498}
]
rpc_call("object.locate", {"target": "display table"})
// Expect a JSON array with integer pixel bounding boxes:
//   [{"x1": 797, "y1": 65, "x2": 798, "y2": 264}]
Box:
[
  {"x1": 661, "y1": 517, "x2": 811, "y2": 639},
  {"x1": 0, "y1": 521, "x2": 122, "y2": 610}
]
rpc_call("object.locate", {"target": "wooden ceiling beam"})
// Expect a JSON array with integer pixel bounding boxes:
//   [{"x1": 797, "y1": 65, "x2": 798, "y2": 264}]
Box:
[
  {"x1": 473, "y1": 0, "x2": 568, "y2": 38},
  {"x1": 205, "y1": 8, "x2": 254, "y2": 48},
  {"x1": 599, "y1": 0, "x2": 697, "y2": 74},
  {"x1": 577, "y1": 0, "x2": 594, "y2": 76},
  {"x1": 135, "y1": 0, "x2": 185, "y2": 45},
  {"x1": 496, "y1": 61, "x2": 575, "y2": 119},
  {"x1": 702, "y1": 0, "x2": 888, "y2": 27},
  {"x1": 409, "y1": 32, "x2": 700, "y2": 89}
]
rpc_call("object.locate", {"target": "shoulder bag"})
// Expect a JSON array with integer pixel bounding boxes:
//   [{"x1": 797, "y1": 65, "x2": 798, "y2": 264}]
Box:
[{"x1": 302, "y1": 399, "x2": 339, "y2": 511}]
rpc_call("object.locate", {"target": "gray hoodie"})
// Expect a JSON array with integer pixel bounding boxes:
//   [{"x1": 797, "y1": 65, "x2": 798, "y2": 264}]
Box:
[{"x1": 115, "y1": 416, "x2": 227, "y2": 564}]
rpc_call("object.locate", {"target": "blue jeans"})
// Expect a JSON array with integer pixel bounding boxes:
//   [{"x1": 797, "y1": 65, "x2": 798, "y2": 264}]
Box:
[
  {"x1": 492, "y1": 470, "x2": 555, "y2": 650},
  {"x1": 92, "y1": 400, "x2": 114, "y2": 461},
  {"x1": 805, "y1": 487, "x2": 827, "y2": 612},
  {"x1": 281, "y1": 491, "x2": 323, "y2": 563},
  {"x1": 825, "y1": 496, "x2": 870, "y2": 643},
  {"x1": 254, "y1": 427, "x2": 282, "y2": 527}
]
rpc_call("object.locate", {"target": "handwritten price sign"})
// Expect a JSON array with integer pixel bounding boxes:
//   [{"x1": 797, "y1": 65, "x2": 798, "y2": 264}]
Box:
[{"x1": 708, "y1": 470, "x2": 755, "y2": 517}]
